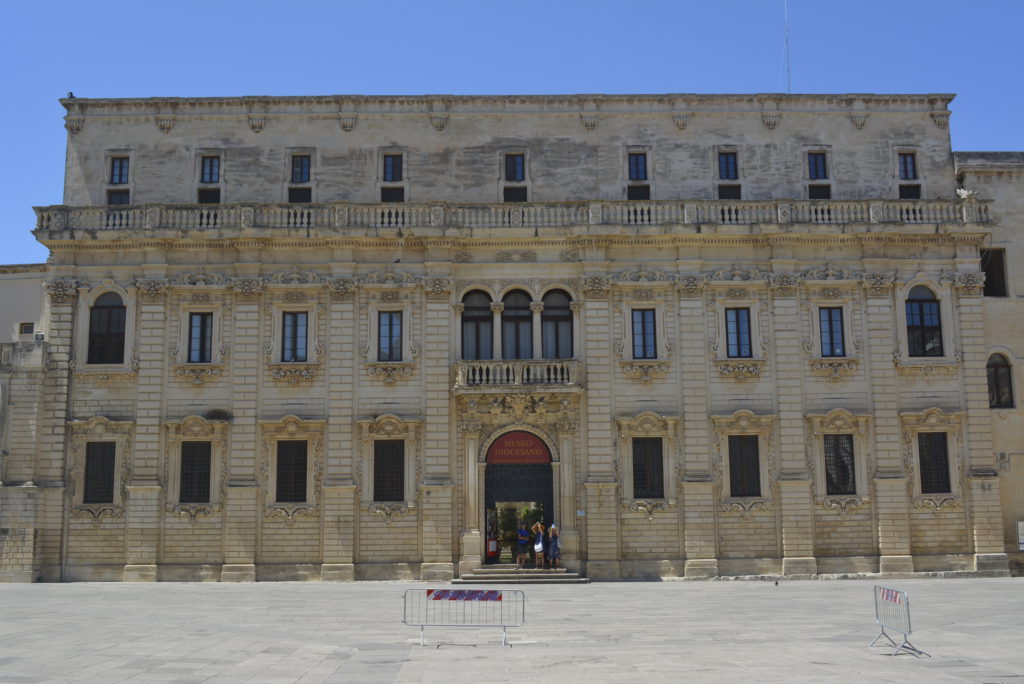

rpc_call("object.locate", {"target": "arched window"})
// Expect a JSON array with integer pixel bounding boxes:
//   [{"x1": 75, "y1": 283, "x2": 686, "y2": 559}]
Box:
[
  {"x1": 541, "y1": 290, "x2": 573, "y2": 359},
  {"x1": 905, "y1": 285, "x2": 942, "y2": 357},
  {"x1": 461, "y1": 291, "x2": 493, "y2": 360},
  {"x1": 987, "y1": 353, "x2": 1014, "y2": 408},
  {"x1": 87, "y1": 292, "x2": 126, "y2": 364},
  {"x1": 501, "y1": 290, "x2": 532, "y2": 360}
]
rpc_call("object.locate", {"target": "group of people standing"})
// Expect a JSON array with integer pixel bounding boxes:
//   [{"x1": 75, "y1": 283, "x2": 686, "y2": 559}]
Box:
[{"x1": 516, "y1": 520, "x2": 560, "y2": 569}]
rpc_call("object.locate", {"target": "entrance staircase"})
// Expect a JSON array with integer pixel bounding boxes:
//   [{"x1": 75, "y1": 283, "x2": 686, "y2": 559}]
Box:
[{"x1": 452, "y1": 563, "x2": 590, "y2": 584}]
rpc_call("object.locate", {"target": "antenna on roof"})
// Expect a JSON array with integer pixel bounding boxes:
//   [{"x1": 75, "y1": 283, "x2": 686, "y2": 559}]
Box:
[{"x1": 784, "y1": 0, "x2": 792, "y2": 94}]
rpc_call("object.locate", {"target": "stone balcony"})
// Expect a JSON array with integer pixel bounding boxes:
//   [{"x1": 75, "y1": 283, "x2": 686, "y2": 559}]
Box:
[
  {"x1": 33, "y1": 198, "x2": 990, "y2": 236},
  {"x1": 452, "y1": 359, "x2": 581, "y2": 393}
]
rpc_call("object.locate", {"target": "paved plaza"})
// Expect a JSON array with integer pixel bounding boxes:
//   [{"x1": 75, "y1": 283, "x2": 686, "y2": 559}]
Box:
[{"x1": 0, "y1": 577, "x2": 1021, "y2": 683}]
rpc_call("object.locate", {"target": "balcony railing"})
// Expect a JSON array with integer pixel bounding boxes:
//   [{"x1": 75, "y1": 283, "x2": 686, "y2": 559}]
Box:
[
  {"x1": 454, "y1": 359, "x2": 580, "y2": 389},
  {"x1": 34, "y1": 198, "x2": 990, "y2": 233}
]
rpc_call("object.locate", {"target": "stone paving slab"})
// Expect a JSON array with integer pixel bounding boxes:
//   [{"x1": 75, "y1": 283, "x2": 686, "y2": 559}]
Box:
[{"x1": 0, "y1": 577, "x2": 1021, "y2": 683}]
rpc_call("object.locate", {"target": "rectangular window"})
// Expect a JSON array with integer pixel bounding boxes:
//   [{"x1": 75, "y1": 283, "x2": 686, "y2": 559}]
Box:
[
  {"x1": 275, "y1": 440, "x2": 307, "y2": 503},
  {"x1": 377, "y1": 311, "x2": 402, "y2": 362},
  {"x1": 288, "y1": 187, "x2": 312, "y2": 203},
  {"x1": 808, "y1": 184, "x2": 831, "y2": 200},
  {"x1": 374, "y1": 440, "x2": 405, "y2": 502},
  {"x1": 110, "y1": 157, "x2": 129, "y2": 185},
  {"x1": 628, "y1": 152, "x2": 648, "y2": 181},
  {"x1": 381, "y1": 186, "x2": 405, "y2": 202},
  {"x1": 726, "y1": 308, "x2": 752, "y2": 358},
  {"x1": 627, "y1": 185, "x2": 651, "y2": 200},
  {"x1": 291, "y1": 155, "x2": 311, "y2": 183},
  {"x1": 906, "y1": 299, "x2": 943, "y2": 357},
  {"x1": 728, "y1": 435, "x2": 760, "y2": 498},
  {"x1": 83, "y1": 441, "x2": 116, "y2": 504},
  {"x1": 808, "y1": 152, "x2": 828, "y2": 180},
  {"x1": 918, "y1": 432, "x2": 951, "y2": 494},
  {"x1": 281, "y1": 311, "x2": 308, "y2": 362},
  {"x1": 632, "y1": 437, "x2": 664, "y2": 499},
  {"x1": 383, "y1": 154, "x2": 403, "y2": 182},
  {"x1": 179, "y1": 441, "x2": 211, "y2": 503},
  {"x1": 197, "y1": 188, "x2": 221, "y2": 204},
  {"x1": 505, "y1": 154, "x2": 525, "y2": 182},
  {"x1": 823, "y1": 434, "x2": 856, "y2": 496},
  {"x1": 898, "y1": 153, "x2": 917, "y2": 180},
  {"x1": 819, "y1": 307, "x2": 845, "y2": 357},
  {"x1": 107, "y1": 190, "x2": 130, "y2": 205},
  {"x1": 718, "y1": 184, "x2": 741, "y2": 200},
  {"x1": 631, "y1": 309, "x2": 657, "y2": 360},
  {"x1": 504, "y1": 186, "x2": 528, "y2": 202},
  {"x1": 201, "y1": 156, "x2": 220, "y2": 184},
  {"x1": 188, "y1": 312, "x2": 213, "y2": 363},
  {"x1": 19, "y1": 322, "x2": 34, "y2": 335},
  {"x1": 981, "y1": 249, "x2": 1008, "y2": 297},
  {"x1": 718, "y1": 152, "x2": 738, "y2": 179},
  {"x1": 899, "y1": 184, "x2": 921, "y2": 199}
]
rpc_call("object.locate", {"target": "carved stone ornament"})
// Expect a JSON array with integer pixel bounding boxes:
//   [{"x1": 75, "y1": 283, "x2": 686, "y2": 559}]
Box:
[
  {"x1": 672, "y1": 113, "x2": 689, "y2": 130},
  {"x1": 64, "y1": 117, "x2": 84, "y2": 134},
  {"x1": 270, "y1": 270, "x2": 323, "y2": 285},
  {"x1": 810, "y1": 359, "x2": 858, "y2": 380},
  {"x1": 761, "y1": 112, "x2": 781, "y2": 130},
  {"x1": 892, "y1": 352, "x2": 960, "y2": 376},
  {"x1": 719, "y1": 499, "x2": 770, "y2": 520},
  {"x1": 678, "y1": 274, "x2": 708, "y2": 295},
  {"x1": 913, "y1": 496, "x2": 962, "y2": 511},
  {"x1": 369, "y1": 502, "x2": 409, "y2": 523},
  {"x1": 559, "y1": 248, "x2": 581, "y2": 263},
  {"x1": 768, "y1": 273, "x2": 803, "y2": 295},
  {"x1": 175, "y1": 365, "x2": 223, "y2": 385},
  {"x1": 364, "y1": 414, "x2": 416, "y2": 440},
  {"x1": 627, "y1": 500, "x2": 668, "y2": 520},
  {"x1": 849, "y1": 113, "x2": 868, "y2": 129},
  {"x1": 423, "y1": 277, "x2": 452, "y2": 299},
  {"x1": 248, "y1": 114, "x2": 265, "y2": 133},
  {"x1": 71, "y1": 506, "x2": 124, "y2": 522},
  {"x1": 454, "y1": 251, "x2": 472, "y2": 263},
  {"x1": 366, "y1": 363, "x2": 414, "y2": 384},
  {"x1": 953, "y1": 271, "x2": 985, "y2": 295},
  {"x1": 45, "y1": 279, "x2": 82, "y2": 304},
  {"x1": 863, "y1": 272, "x2": 895, "y2": 296},
  {"x1": 615, "y1": 266, "x2": 671, "y2": 283},
  {"x1": 167, "y1": 503, "x2": 221, "y2": 521},
  {"x1": 820, "y1": 287, "x2": 842, "y2": 299},
  {"x1": 284, "y1": 291, "x2": 307, "y2": 303},
  {"x1": 339, "y1": 115, "x2": 357, "y2": 132},
  {"x1": 820, "y1": 496, "x2": 864, "y2": 514},
  {"x1": 714, "y1": 265, "x2": 765, "y2": 282},
  {"x1": 496, "y1": 250, "x2": 536, "y2": 263},
  {"x1": 716, "y1": 359, "x2": 763, "y2": 380},
  {"x1": 583, "y1": 276, "x2": 611, "y2": 298},
  {"x1": 328, "y1": 278, "x2": 356, "y2": 299},
  {"x1": 360, "y1": 267, "x2": 420, "y2": 286},
  {"x1": 930, "y1": 111, "x2": 950, "y2": 129},
  {"x1": 380, "y1": 291, "x2": 400, "y2": 303},
  {"x1": 174, "y1": 270, "x2": 227, "y2": 286},
  {"x1": 619, "y1": 361, "x2": 670, "y2": 381},
  {"x1": 269, "y1": 364, "x2": 318, "y2": 383},
  {"x1": 155, "y1": 116, "x2": 175, "y2": 133},
  {"x1": 803, "y1": 262, "x2": 852, "y2": 281},
  {"x1": 580, "y1": 113, "x2": 598, "y2": 130},
  {"x1": 191, "y1": 292, "x2": 211, "y2": 304},
  {"x1": 232, "y1": 278, "x2": 265, "y2": 297}
]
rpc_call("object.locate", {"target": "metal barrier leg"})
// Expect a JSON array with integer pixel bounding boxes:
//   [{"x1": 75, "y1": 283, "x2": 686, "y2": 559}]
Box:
[
  {"x1": 870, "y1": 628, "x2": 899, "y2": 649},
  {"x1": 420, "y1": 625, "x2": 425, "y2": 647},
  {"x1": 502, "y1": 626, "x2": 507, "y2": 647}
]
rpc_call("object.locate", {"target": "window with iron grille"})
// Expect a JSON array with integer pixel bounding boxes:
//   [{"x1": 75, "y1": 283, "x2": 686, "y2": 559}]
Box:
[
  {"x1": 291, "y1": 155, "x2": 310, "y2": 183},
  {"x1": 383, "y1": 154, "x2": 403, "y2": 182},
  {"x1": 504, "y1": 186, "x2": 527, "y2": 202},
  {"x1": 808, "y1": 152, "x2": 828, "y2": 180},
  {"x1": 83, "y1": 441, "x2": 116, "y2": 504},
  {"x1": 717, "y1": 184, "x2": 741, "y2": 200},
  {"x1": 381, "y1": 186, "x2": 405, "y2": 202},
  {"x1": 631, "y1": 309, "x2": 656, "y2": 359},
  {"x1": 905, "y1": 286, "x2": 942, "y2": 356},
  {"x1": 87, "y1": 292, "x2": 126, "y2": 364},
  {"x1": 726, "y1": 308, "x2": 752, "y2": 358},
  {"x1": 898, "y1": 153, "x2": 917, "y2": 180},
  {"x1": 107, "y1": 189, "x2": 130, "y2": 205},
  {"x1": 461, "y1": 291, "x2": 493, "y2": 360},
  {"x1": 981, "y1": 249, "x2": 1007, "y2": 297},
  {"x1": 201, "y1": 156, "x2": 220, "y2": 184},
  {"x1": 281, "y1": 311, "x2": 308, "y2": 362},
  {"x1": 917, "y1": 432, "x2": 951, "y2": 494},
  {"x1": 823, "y1": 434, "x2": 856, "y2": 495},
  {"x1": 719, "y1": 152, "x2": 738, "y2": 179},
  {"x1": 110, "y1": 157, "x2": 129, "y2": 184},
  {"x1": 179, "y1": 441, "x2": 211, "y2": 503},
  {"x1": 377, "y1": 311, "x2": 402, "y2": 362},
  {"x1": 276, "y1": 440, "x2": 307, "y2": 502},
  {"x1": 188, "y1": 312, "x2": 213, "y2": 363},
  {"x1": 628, "y1": 153, "x2": 648, "y2": 181},
  {"x1": 505, "y1": 154, "x2": 525, "y2": 182},
  {"x1": 632, "y1": 437, "x2": 664, "y2": 499},
  {"x1": 728, "y1": 435, "x2": 760, "y2": 497},
  {"x1": 374, "y1": 440, "x2": 405, "y2": 502},
  {"x1": 987, "y1": 354, "x2": 1014, "y2": 408},
  {"x1": 819, "y1": 307, "x2": 845, "y2": 357}
]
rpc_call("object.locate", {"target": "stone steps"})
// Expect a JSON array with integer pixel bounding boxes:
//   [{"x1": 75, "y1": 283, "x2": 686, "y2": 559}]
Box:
[{"x1": 453, "y1": 564, "x2": 590, "y2": 584}]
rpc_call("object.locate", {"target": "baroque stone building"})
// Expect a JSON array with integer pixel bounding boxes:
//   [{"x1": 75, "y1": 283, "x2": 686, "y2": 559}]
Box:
[{"x1": 1, "y1": 93, "x2": 1022, "y2": 582}]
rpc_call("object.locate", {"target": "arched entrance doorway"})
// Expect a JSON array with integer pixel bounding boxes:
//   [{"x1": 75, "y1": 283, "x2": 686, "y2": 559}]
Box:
[{"x1": 483, "y1": 431, "x2": 553, "y2": 564}]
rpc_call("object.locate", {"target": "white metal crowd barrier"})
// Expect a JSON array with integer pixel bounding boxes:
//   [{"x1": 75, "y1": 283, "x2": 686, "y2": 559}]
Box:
[
  {"x1": 870, "y1": 585, "x2": 929, "y2": 657},
  {"x1": 402, "y1": 589, "x2": 526, "y2": 646}
]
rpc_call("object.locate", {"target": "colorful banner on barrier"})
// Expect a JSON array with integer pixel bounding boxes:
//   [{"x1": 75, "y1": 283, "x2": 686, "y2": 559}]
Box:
[
  {"x1": 427, "y1": 589, "x2": 502, "y2": 601},
  {"x1": 879, "y1": 587, "x2": 902, "y2": 604}
]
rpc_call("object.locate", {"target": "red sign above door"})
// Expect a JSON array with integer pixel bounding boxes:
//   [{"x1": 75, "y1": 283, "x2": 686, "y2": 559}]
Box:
[{"x1": 486, "y1": 431, "x2": 551, "y2": 464}]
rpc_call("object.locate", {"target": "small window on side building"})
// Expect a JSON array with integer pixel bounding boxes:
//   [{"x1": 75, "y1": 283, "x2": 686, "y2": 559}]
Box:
[
  {"x1": 917, "y1": 432, "x2": 951, "y2": 494},
  {"x1": 628, "y1": 153, "x2": 648, "y2": 181},
  {"x1": 374, "y1": 440, "x2": 405, "y2": 502},
  {"x1": 83, "y1": 441, "x2": 116, "y2": 504},
  {"x1": 383, "y1": 154, "x2": 403, "y2": 182},
  {"x1": 728, "y1": 435, "x2": 760, "y2": 498},
  {"x1": 632, "y1": 437, "x2": 664, "y2": 499},
  {"x1": 201, "y1": 156, "x2": 220, "y2": 184},
  {"x1": 505, "y1": 154, "x2": 525, "y2": 182},
  {"x1": 719, "y1": 152, "x2": 738, "y2": 179},
  {"x1": 19, "y1": 322, "x2": 34, "y2": 335},
  {"x1": 276, "y1": 440, "x2": 308, "y2": 503},
  {"x1": 808, "y1": 152, "x2": 828, "y2": 180},
  {"x1": 179, "y1": 441, "x2": 212, "y2": 504},
  {"x1": 110, "y1": 157, "x2": 130, "y2": 185},
  {"x1": 291, "y1": 155, "x2": 311, "y2": 183}
]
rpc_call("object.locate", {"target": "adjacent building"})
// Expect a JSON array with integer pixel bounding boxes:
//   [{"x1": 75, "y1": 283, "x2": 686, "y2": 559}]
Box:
[{"x1": 0, "y1": 93, "x2": 1021, "y2": 582}]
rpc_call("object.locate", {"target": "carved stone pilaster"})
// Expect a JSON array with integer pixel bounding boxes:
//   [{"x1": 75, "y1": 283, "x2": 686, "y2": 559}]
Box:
[
  {"x1": 423, "y1": 277, "x2": 452, "y2": 300},
  {"x1": 44, "y1": 279, "x2": 80, "y2": 304}
]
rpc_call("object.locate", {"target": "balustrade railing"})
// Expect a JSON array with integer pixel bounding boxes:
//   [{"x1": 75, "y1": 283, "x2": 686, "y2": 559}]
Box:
[
  {"x1": 35, "y1": 198, "x2": 990, "y2": 233},
  {"x1": 454, "y1": 359, "x2": 579, "y2": 388}
]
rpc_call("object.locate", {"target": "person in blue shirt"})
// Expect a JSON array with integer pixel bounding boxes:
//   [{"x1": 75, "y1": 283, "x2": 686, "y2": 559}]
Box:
[{"x1": 516, "y1": 522, "x2": 530, "y2": 569}]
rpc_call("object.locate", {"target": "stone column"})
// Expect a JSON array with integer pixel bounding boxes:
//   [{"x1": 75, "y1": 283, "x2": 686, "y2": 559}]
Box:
[
  {"x1": 123, "y1": 280, "x2": 167, "y2": 582},
  {"x1": 863, "y1": 273, "x2": 912, "y2": 573},
  {"x1": 491, "y1": 302, "x2": 503, "y2": 360},
  {"x1": 221, "y1": 278, "x2": 263, "y2": 582},
  {"x1": 581, "y1": 277, "x2": 620, "y2": 578},
  {"x1": 954, "y1": 274, "x2": 1009, "y2": 572},
  {"x1": 531, "y1": 301, "x2": 544, "y2": 359},
  {"x1": 678, "y1": 281, "x2": 717, "y2": 577},
  {"x1": 322, "y1": 277, "x2": 357, "y2": 581},
  {"x1": 771, "y1": 277, "x2": 816, "y2": 575},
  {"x1": 458, "y1": 431, "x2": 482, "y2": 576}
]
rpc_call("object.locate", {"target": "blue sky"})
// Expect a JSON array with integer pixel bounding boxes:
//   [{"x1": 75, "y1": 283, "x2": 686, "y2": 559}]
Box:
[{"x1": 2, "y1": 0, "x2": 1023, "y2": 265}]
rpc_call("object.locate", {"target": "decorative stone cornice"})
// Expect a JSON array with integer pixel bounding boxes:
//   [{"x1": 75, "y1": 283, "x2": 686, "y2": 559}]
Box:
[
  {"x1": 44, "y1": 279, "x2": 80, "y2": 303},
  {"x1": 134, "y1": 278, "x2": 166, "y2": 300},
  {"x1": 892, "y1": 352, "x2": 961, "y2": 376},
  {"x1": 496, "y1": 250, "x2": 536, "y2": 263},
  {"x1": 768, "y1": 273, "x2": 803, "y2": 295},
  {"x1": 716, "y1": 359, "x2": 764, "y2": 380},
  {"x1": 328, "y1": 277, "x2": 356, "y2": 300},
  {"x1": 166, "y1": 503, "x2": 220, "y2": 521},
  {"x1": 862, "y1": 272, "x2": 895, "y2": 295},
  {"x1": 619, "y1": 360, "x2": 670, "y2": 382},
  {"x1": 365, "y1": 363, "x2": 414, "y2": 384},
  {"x1": 268, "y1": 364, "x2": 318, "y2": 383},
  {"x1": 677, "y1": 273, "x2": 709, "y2": 295},
  {"x1": 175, "y1": 365, "x2": 223, "y2": 385},
  {"x1": 626, "y1": 500, "x2": 669, "y2": 520},
  {"x1": 369, "y1": 502, "x2": 409, "y2": 523},
  {"x1": 819, "y1": 496, "x2": 865, "y2": 514},
  {"x1": 231, "y1": 278, "x2": 264, "y2": 297},
  {"x1": 809, "y1": 358, "x2": 858, "y2": 380},
  {"x1": 423, "y1": 277, "x2": 452, "y2": 299},
  {"x1": 719, "y1": 499, "x2": 771, "y2": 520},
  {"x1": 583, "y1": 276, "x2": 611, "y2": 298}
]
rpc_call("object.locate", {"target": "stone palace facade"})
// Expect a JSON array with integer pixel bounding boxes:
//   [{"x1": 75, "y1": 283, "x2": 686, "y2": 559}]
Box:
[{"x1": 1, "y1": 93, "x2": 1022, "y2": 582}]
